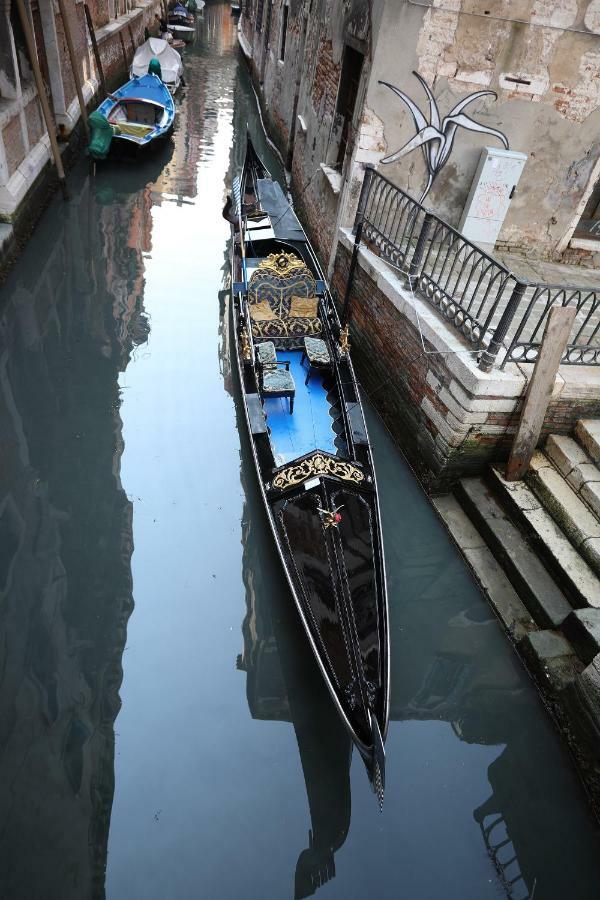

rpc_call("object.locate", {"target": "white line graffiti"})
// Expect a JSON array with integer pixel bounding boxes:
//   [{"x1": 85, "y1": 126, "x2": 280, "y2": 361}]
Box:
[{"x1": 379, "y1": 72, "x2": 509, "y2": 202}]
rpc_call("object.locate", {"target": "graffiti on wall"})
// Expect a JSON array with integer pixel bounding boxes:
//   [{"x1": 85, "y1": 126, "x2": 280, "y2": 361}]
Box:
[{"x1": 378, "y1": 72, "x2": 509, "y2": 202}]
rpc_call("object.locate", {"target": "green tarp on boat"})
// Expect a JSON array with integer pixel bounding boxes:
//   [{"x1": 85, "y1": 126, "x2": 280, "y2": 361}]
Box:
[
  {"x1": 148, "y1": 57, "x2": 162, "y2": 79},
  {"x1": 88, "y1": 110, "x2": 114, "y2": 161}
]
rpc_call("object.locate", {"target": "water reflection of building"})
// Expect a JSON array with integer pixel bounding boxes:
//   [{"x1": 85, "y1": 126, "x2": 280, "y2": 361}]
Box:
[
  {"x1": 236, "y1": 424, "x2": 352, "y2": 900},
  {"x1": 0, "y1": 167, "x2": 151, "y2": 899},
  {"x1": 155, "y1": 4, "x2": 237, "y2": 202}
]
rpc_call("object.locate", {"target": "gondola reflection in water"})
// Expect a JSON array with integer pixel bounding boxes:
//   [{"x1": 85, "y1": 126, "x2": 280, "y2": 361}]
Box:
[{"x1": 226, "y1": 137, "x2": 390, "y2": 804}]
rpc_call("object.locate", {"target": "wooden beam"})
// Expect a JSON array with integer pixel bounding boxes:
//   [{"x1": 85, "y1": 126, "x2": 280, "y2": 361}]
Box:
[
  {"x1": 56, "y1": 0, "x2": 90, "y2": 141},
  {"x1": 505, "y1": 305, "x2": 577, "y2": 481},
  {"x1": 14, "y1": 0, "x2": 68, "y2": 198}
]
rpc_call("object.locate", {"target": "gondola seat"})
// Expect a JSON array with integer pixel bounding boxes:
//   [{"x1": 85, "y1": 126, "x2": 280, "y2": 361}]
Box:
[
  {"x1": 256, "y1": 340, "x2": 295, "y2": 413},
  {"x1": 301, "y1": 336, "x2": 331, "y2": 385},
  {"x1": 261, "y1": 366, "x2": 295, "y2": 414},
  {"x1": 249, "y1": 252, "x2": 322, "y2": 348}
]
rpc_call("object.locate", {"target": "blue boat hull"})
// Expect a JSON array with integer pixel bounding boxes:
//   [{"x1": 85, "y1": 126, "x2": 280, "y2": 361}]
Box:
[{"x1": 96, "y1": 73, "x2": 175, "y2": 148}]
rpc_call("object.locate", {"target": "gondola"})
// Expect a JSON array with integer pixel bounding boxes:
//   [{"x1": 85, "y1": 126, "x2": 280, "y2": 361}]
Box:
[
  {"x1": 88, "y1": 74, "x2": 175, "y2": 159},
  {"x1": 226, "y1": 137, "x2": 390, "y2": 804}
]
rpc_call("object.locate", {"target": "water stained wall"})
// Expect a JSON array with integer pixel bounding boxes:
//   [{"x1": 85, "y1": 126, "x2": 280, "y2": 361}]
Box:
[{"x1": 241, "y1": 0, "x2": 600, "y2": 267}]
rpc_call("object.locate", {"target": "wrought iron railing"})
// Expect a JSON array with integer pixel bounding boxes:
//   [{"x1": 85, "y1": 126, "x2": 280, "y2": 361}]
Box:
[{"x1": 354, "y1": 166, "x2": 600, "y2": 371}]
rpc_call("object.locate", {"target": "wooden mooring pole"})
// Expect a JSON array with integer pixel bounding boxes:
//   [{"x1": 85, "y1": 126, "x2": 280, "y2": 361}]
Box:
[
  {"x1": 57, "y1": 0, "x2": 90, "y2": 141},
  {"x1": 14, "y1": 0, "x2": 68, "y2": 199},
  {"x1": 505, "y1": 305, "x2": 577, "y2": 481},
  {"x1": 84, "y1": 4, "x2": 107, "y2": 100}
]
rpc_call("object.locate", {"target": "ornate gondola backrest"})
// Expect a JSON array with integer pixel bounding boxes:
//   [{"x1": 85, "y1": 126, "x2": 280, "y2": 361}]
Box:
[{"x1": 248, "y1": 252, "x2": 317, "y2": 319}]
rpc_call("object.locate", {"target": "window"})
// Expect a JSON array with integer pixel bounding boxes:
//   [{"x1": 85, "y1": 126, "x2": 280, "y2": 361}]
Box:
[
  {"x1": 279, "y1": 1, "x2": 289, "y2": 62},
  {"x1": 333, "y1": 44, "x2": 364, "y2": 170}
]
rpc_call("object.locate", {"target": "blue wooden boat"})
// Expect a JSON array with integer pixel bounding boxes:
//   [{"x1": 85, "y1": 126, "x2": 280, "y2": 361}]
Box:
[{"x1": 93, "y1": 74, "x2": 175, "y2": 152}]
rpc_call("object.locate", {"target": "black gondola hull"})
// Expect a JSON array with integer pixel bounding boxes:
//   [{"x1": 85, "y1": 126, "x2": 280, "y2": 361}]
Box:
[{"x1": 228, "y1": 137, "x2": 390, "y2": 786}]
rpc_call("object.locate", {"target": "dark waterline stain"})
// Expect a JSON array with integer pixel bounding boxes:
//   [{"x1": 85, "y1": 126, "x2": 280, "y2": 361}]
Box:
[{"x1": 0, "y1": 4, "x2": 599, "y2": 900}]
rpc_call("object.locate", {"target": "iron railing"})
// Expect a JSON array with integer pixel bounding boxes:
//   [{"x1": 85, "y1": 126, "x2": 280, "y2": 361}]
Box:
[{"x1": 354, "y1": 166, "x2": 600, "y2": 371}]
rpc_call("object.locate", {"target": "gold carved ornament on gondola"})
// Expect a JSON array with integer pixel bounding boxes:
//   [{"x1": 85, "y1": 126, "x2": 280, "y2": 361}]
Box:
[
  {"x1": 256, "y1": 252, "x2": 307, "y2": 279},
  {"x1": 272, "y1": 452, "x2": 364, "y2": 491}
]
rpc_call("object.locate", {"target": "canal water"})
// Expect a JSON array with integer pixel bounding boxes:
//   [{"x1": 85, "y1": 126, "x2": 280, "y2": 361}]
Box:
[{"x1": 1, "y1": 4, "x2": 599, "y2": 898}]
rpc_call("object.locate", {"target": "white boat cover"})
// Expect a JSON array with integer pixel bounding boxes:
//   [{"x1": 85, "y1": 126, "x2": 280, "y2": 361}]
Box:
[{"x1": 131, "y1": 38, "x2": 183, "y2": 87}]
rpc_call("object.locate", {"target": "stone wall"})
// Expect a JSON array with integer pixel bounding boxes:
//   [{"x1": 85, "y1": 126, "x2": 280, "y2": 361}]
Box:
[{"x1": 331, "y1": 229, "x2": 600, "y2": 491}]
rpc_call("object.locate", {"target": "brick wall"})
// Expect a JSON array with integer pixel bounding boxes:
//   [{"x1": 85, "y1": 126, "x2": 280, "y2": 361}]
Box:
[
  {"x1": 25, "y1": 98, "x2": 44, "y2": 148},
  {"x1": 311, "y1": 39, "x2": 339, "y2": 119},
  {"x1": 97, "y1": 8, "x2": 156, "y2": 86},
  {"x1": 88, "y1": 0, "x2": 111, "y2": 29},
  {"x1": 2, "y1": 115, "x2": 26, "y2": 179}
]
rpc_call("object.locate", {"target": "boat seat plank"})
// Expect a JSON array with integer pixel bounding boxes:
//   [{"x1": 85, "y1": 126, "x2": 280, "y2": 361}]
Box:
[{"x1": 246, "y1": 394, "x2": 268, "y2": 434}]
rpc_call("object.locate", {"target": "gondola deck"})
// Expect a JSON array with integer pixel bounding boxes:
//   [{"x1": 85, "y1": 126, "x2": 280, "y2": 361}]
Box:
[{"x1": 263, "y1": 350, "x2": 338, "y2": 465}]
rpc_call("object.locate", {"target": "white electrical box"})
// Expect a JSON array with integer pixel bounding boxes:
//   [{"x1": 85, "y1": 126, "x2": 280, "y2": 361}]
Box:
[{"x1": 459, "y1": 147, "x2": 527, "y2": 250}]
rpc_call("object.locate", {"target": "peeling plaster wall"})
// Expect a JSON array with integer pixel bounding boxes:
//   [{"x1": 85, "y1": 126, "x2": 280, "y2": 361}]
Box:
[
  {"x1": 242, "y1": 0, "x2": 600, "y2": 262},
  {"x1": 366, "y1": 0, "x2": 600, "y2": 258}
]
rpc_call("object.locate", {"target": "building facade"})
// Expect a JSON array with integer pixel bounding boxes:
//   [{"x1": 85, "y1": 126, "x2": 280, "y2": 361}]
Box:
[
  {"x1": 0, "y1": 0, "x2": 160, "y2": 224},
  {"x1": 240, "y1": 0, "x2": 600, "y2": 269}
]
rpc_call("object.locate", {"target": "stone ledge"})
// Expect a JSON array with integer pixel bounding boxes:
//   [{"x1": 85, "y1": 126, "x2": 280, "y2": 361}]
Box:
[
  {"x1": 320, "y1": 164, "x2": 342, "y2": 194},
  {"x1": 338, "y1": 228, "x2": 527, "y2": 400},
  {"x1": 95, "y1": 2, "x2": 153, "y2": 44},
  {"x1": 577, "y1": 419, "x2": 600, "y2": 463},
  {"x1": 237, "y1": 22, "x2": 252, "y2": 59}
]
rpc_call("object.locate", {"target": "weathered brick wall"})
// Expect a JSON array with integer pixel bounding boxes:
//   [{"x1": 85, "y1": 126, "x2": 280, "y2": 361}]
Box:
[
  {"x1": 96, "y1": 5, "x2": 160, "y2": 86},
  {"x1": 54, "y1": 5, "x2": 89, "y2": 110},
  {"x1": 311, "y1": 39, "x2": 339, "y2": 118},
  {"x1": 88, "y1": 0, "x2": 111, "y2": 29},
  {"x1": 2, "y1": 115, "x2": 26, "y2": 178},
  {"x1": 25, "y1": 98, "x2": 44, "y2": 148},
  {"x1": 331, "y1": 239, "x2": 600, "y2": 491}
]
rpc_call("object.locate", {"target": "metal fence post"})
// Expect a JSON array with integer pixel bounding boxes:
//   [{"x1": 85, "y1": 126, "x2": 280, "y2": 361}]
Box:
[
  {"x1": 407, "y1": 212, "x2": 433, "y2": 285},
  {"x1": 342, "y1": 220, "x2": 364, "y2": 325},
  {"x1": 479, "y1": 280, "x2": 527, "y2": 373},
  {"x1": 353, "y1": 164, "x2": 375, "y2": 234}
]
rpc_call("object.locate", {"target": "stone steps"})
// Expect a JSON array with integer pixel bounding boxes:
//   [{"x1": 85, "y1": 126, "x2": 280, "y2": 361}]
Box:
[
  {"x1": 447, "y1": 419, "x2": 600, "y2": 666},
  {"x1": 545, "y1": 433, "x2": 600, "y2": 519},
  {"x1": 526, "y1": 450, "x2": 600, "y2": 577},
  {"x1": 455, "y1": 476, "x2": 573, "y2": 628},
  {"x1": 448, "y1": 420, "x2": 600, "y2": 668},
  {"x1": 576, "y1": 419, "x2": 600, "y2": 464},
  {"x1": 489, "y1": 465, "x2": 600, "y2": 610},
  {"x1": 441, "y1": 421, "x2": 600, "y2": 814}
]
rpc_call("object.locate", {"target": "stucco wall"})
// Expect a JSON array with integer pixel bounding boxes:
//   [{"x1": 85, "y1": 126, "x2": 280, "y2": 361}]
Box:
[
  {"x1": 363, "y1": 1, "x2": 600, "y2": 259},
  {"x1": 243, "y1": 0, "x2": 600, "y2": 264}
]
